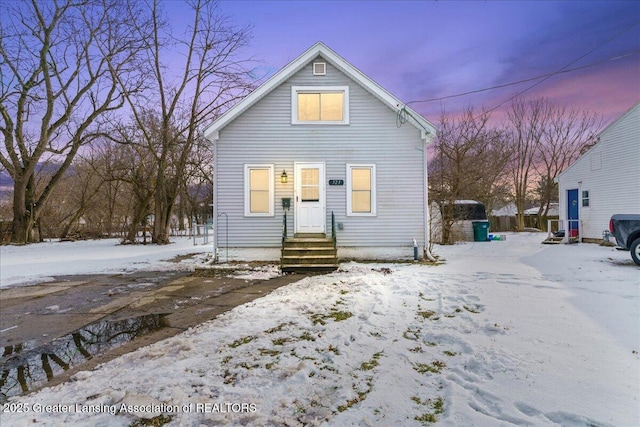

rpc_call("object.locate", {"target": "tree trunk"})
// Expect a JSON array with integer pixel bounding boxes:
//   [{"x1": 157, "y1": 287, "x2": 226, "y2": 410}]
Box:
[
  {"x1": 152, "y1": 169, "x2": 171, "y2": 244},
  {"x1": 515, "y1": 199, "x2": 526, "y2": 230},
  {"x1": 158, "y1": 206, "x2": 172, "y2": 244},
  {"x1": 9, "y1": 180, "x2": 40, "y2": 245},
  {"x1": 60, "y1": 209, "x2": 85, "y2": 239},
  {"x1": 178, "y1": 195, "x2": 185, "y2": 232},
  {"x1": 152, "y1": 195, "x2": 173, "y2": 245},
  {"x1": 124, "y1": 201, "x2": 149, "y2": 244},
  {"x1": 10, "y1": 176, "x2": 32, "y2": 244}
]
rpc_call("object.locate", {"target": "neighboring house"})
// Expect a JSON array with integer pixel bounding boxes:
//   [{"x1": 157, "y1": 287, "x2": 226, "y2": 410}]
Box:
[
  {"x1": 204, "y1": 42, "x2": 437, "y2": 266},
  {"x1": 557, "y1": 101, "x2": 640, "y2": 243}
]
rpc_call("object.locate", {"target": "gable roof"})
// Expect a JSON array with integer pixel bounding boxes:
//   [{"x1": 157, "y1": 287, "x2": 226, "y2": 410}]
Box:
[
  {"x1": 203, "y1": 42, "x2": 436, "y2": 140},
  {"x1": 599, "y1": 100, "x2": 640, "y2": 138},
  {"x1": 558, "y1": 100, "x2": 639, "y2": 179}
]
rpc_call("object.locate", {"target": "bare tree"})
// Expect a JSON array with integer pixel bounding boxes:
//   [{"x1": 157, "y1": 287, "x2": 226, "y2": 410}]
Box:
[
  {"x1": 179, "y1": 138, "x2": 214, "y2": 231},
  {"x1": 111, "y1": 0, "x2": 254, "y2": 244},
  {"x1": 101, "y1": 124, "x2": 157, "y2": 244},
  {"x1": 84, "y1": 141, "x2": 130, "y2": 238},
  {"x1": 22, "y1": 158, "x2": 101, "y2": 241},
  {"x1": 57, "y1": 154, "x2": 106, "y2": 239},
  {"x1": 429, "y1": 107, "x2": 512, "y2": 243},
  {"x1": 507, "y1": 97, "x2": 603, "y2": 230},
  {"x1": 534, "y1": 103, "x2": 603, "y2": 224},
  {"x1": 507, "y1": 98, "x2": 547, "y2": 230},
  {"x1": 0, "y1": 0, "x2": 149, "y2": 243}
]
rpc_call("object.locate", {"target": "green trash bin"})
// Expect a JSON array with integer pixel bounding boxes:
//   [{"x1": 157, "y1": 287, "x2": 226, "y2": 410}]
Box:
[{"x1": 472, "y1": 221, "x2": 490, "y2": 242}]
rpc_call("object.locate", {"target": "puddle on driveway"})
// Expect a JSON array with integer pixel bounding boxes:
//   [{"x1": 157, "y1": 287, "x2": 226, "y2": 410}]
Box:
[{"x1": 0, "y1": 313, "x2": 168, "y2": 403}]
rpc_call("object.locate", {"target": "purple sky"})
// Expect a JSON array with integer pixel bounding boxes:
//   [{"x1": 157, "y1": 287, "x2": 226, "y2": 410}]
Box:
[{"x1": 200, "y1": 1, "x2": 640, "y2": 125}]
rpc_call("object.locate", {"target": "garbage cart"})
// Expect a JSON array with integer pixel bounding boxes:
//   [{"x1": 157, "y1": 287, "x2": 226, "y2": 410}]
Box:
[{"x1": 472, "y1": 221, "x2": 490, "y2": 242}]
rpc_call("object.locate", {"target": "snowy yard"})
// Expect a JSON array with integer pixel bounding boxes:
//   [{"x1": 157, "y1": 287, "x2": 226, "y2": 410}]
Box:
[{"x1": 1, "y1": 233, "x2": 638, "y2": 426}]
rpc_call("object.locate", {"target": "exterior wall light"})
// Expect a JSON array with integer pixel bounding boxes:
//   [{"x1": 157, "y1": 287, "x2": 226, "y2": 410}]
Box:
[{"x1": 281, "y1": 170, "x2": 288, "y2": 184}]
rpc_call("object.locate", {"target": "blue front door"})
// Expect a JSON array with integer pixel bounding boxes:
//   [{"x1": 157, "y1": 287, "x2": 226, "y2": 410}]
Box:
[{"x1": 567, "y1": 189, "x2": 579, "y2": 237}]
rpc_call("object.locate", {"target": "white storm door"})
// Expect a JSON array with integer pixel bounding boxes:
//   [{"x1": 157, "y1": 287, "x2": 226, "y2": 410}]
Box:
[{"x1": 295, "y1": 162, "x2": 326, "y2": 234}]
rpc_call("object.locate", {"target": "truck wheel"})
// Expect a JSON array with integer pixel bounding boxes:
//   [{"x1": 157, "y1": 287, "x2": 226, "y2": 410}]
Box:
[{"x1": 631, "y1": 238, "x2": 640, "y2": 266}]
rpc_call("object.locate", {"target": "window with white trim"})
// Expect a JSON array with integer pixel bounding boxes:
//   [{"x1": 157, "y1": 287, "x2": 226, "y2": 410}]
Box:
[
  {"x1": 292, "y1": 86, "x2": 349, "y2": 124},
  {"x1": 244, "y1": 165, "x2": 274, "y2": 216},
  {"x1": 312, "y1": 62, "x2": 326, "y2": 75},
  {"x1": 346, "y1": 164, "x2": 376, "y2": 216},
  {"x1": 582, "y1": 190, "x2": 590, "y2": 207}
]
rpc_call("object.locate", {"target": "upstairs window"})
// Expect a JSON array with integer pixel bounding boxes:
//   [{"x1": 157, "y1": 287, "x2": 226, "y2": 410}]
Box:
[{"x1": 292, "y1": 86, "x2": 349, "y2": 124}]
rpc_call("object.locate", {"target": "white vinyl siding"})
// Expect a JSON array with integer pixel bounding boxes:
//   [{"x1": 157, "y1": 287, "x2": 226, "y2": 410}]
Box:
[
  {"x1": 312, "y1": 62, "x2": 326, "y2": 75},
  {"x1": 292, "y1": 86, "x2": 349, "y2": 124},
  {"x1": 347, "y1": 164, "x2": 376, "y2": 216},
  {"x1": 558, "y1": 102, "x2": 640, "y2": 240},
  {"x1": 244, "y1": 165, "x2": 274, "y2": 216}
]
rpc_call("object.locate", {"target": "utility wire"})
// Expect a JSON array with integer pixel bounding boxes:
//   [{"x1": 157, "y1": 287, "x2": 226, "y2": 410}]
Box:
[
  {"x1": 397, "y1": 22, "x2": 638, "y2": 134},
  {"x1": 483, "y1": 21, "x2": 639, "y2": 114},
  {"x1": 406, "y1": 50, "x2": 639, "y2": 105}
]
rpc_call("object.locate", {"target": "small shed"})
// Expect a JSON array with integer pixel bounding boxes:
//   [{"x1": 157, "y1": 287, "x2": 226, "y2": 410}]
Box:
[{"x1": 430, "y1": 200, "x2": 489, "y2": 243}]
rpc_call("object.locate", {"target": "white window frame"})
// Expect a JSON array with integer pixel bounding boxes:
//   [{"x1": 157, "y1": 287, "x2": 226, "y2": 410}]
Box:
[
  {"x1": 582, "y1": 190, "x2": 590, "y2": 207},
  {"x1": 244, "y1": 164, "x2": 274, "y2": 217},
  {"x1": 291, "y1": 86, "x2": 349, "y2": 125},
  {"x1": 312, "y1": 62, "x2": 326, "y2": 76},
  {"x1": 346, "y1": 164, "x2": 376, "y2": 216}
]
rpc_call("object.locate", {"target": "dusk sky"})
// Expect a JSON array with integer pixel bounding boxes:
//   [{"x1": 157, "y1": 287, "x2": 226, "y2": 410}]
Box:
[{"x1": 196, "y1": 0, "x2": 640, "y2": 125}]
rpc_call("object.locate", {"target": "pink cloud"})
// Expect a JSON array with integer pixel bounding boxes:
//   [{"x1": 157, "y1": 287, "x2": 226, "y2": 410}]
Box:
[{"x1": 524, "y1": 64, "x2": 640, "y2": 123}]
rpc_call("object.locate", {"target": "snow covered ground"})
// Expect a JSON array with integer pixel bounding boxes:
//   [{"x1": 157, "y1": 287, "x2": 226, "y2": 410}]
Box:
[
  {"x1": 0, "y1": 237, "x2": 213, "y2": 288},
  {"x1": 1, "y1": 233, "x2": 638, "y2": 426}
]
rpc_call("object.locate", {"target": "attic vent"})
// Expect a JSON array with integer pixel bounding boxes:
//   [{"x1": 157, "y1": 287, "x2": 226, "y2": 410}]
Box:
[{"x1": 312, "y1": 62, "x2": 326, "y2": 76}]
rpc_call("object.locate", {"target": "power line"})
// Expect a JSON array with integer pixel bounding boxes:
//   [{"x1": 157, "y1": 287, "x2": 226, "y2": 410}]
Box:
[
  {"x1": 406, "y1": 50, "x2": 639, "y2": 105},
  {"x1": 484, "y1": 21, "x2": 639, "y2": 114}
]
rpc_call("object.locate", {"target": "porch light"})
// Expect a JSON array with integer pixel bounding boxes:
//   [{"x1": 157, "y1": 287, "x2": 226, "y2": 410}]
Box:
[{"x1": 281, "y1": 170, "x2": 288, "y2": 184}]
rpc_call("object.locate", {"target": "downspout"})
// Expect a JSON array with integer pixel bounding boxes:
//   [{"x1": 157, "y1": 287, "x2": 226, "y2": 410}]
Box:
[
  {"x1": 209, "y1": 131, "x2": 219, "y2": 260},
  {"x1": 422, "y1": 131, "x2": 437, "y2": 262},
  {"x1": 577, "y1": 180, "x2": 583, "y2": 243}
]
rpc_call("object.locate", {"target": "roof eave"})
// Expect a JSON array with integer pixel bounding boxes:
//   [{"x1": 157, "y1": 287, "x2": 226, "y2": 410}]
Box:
[{"x1": 203, "y1": 41, "x2": 437, "y2": 141}]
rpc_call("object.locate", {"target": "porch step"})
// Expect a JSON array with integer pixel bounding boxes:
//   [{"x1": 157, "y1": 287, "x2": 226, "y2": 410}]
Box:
[
  {"x1": 284, "y1": 238, "x2": 335, "y2": 248},
  {"x1": 280, "y1": 264, "x2": 339, "y2": 273},
  {"x1": 282, "y1": 247, "x2": 337, "y2": 256},
  {"x1": 542, "y1": 236, "x2": 580, "y2": 245},
  {"x1": 281, "y1": 254, "x2": 337, "y2": 264},
  {"x1": 281, "y1": 236, "x2": 338, "y2": 272},
  {"x1": 542, "y1": 237, "x2": 564, "y2": 244},
  {"x1": 294, "y1": 233, "x2": 327, "y2": 238}
]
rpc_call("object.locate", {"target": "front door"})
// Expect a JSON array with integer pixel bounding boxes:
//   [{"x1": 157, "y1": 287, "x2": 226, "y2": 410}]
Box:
[
  {"x1": 567, "y1": 188, "x2": 579, "y2": 237},
  {"x1": 295, "y1": 162, "x2": 325, "y2": 234}
]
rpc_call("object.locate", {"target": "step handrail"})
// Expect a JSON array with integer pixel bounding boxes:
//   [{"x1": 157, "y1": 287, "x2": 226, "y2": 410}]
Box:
[
  {"x1": 282, "y1": 211, "x2": 287, "y2": 249},
  {"x1": 331, "y1": 211, "x2": 336, "y2": 251}
]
